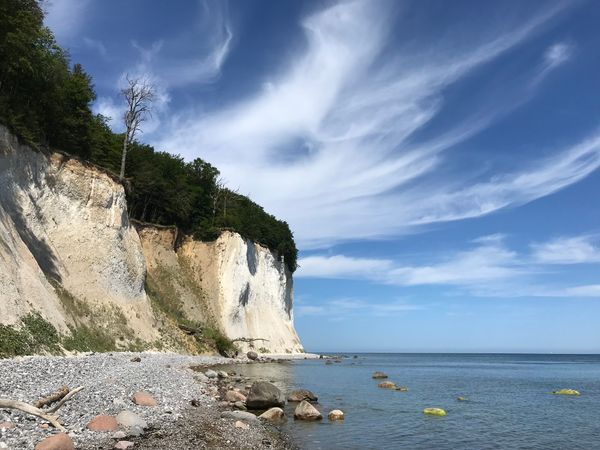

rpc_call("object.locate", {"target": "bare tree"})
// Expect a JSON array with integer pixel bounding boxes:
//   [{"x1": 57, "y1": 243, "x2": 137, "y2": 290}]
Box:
[{"x1": 119, "y1": 75, "x2": 155, "y2": 180}]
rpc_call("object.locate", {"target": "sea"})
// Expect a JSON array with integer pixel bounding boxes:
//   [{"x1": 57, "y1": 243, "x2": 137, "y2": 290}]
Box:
[{"x1": 219, "y1": 353, "x2": 600, "y2": 450}]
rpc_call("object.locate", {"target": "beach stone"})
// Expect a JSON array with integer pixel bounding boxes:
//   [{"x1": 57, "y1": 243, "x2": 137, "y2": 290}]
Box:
[
  {"x1": 34, "y1": 433, "x2": 75, "y2": 450},
  {"x1": 246, "y1": 381, "x2": 285, "y2": 409},
  {"x1": 247, "y1": 351, "x2": 258, "y2": 360},
  {"x1": 195, "y1": 372, "x2": 209, "y2": 382},
  {"x1": 235, "y1": 420, "x2": 249, "y2": 429},
  {"x1": 294, "y1": 400, "x2": 322, "y2": 421},
  {"x1": 114, "y1": 441, "x2": 135, "y2": 449},
  {"x1": 372, "y1": 371, "x2": 388, "y2": 379},
  {"x1": 127, "y1": 425, "x2": 145, "y2": 437},
  {"x1": 552, "y1": 389, "x2": 580, "y2": 396},
  {"x1": 328, "y1": 409, "x2": 344, "y2": 421},
  {"x1": 423, "y1": 408, "x2": 446, "y2": 416},
  {"x1": 112, "y1": 431, "x2": 127, "y2": 439},
  {"x1": 220, "y1": 410, "x2": 259, "y2": 423},
  {"x1": 205, "y1": 369, "x2": 218, "y2": 379},
  {"x1": 378, "y1": 381, "x2": 397, "y2": 389},
  {"x1": 116, "y1": 411, "x2": 148, "y2": 429},
  {"x1": 287, "y1": 389, "x2": 318, "y2": 402},
  {"x1": 130, "y1": 356, "x2": 141, "y2": 363},
  {"x1": 226, "y1": 390, "x2": 246, "y2": 403},
  {"x1": 218, "y1": 370, "x2": 229, "y2": 379},
  {"x1": 132, "y1": 391, "x2": 157, "y2": 406},
  {"x1": 0, "y1": 422, "x2": 15, "y2": 430},
  {"x1": 233, "y1": 401, "x2": 247, "y2": 410},
  {"x1": 87, "y1": 414, "x2": 119, "y2": 431},
  {"x1": 259, "y1": 407, "x2": 285, "y2": 423}
]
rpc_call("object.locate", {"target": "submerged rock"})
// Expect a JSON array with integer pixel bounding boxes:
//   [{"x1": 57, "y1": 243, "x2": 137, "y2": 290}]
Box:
[
  {"x1": 552, "y1": 389, "x2": 580, "y2": 396},
  {"x1": 287, "y1": 389, "x2": 318, "y2": 402},
  {"x1": 457, "y1": 396, "x2": 468, "y2": 401},
  {"x1": 246, "y1": 381, "x2": 285, "y2": 409},
  {"x1": 328, "y1": 409, "x2": 344, "y2": 421},
  {"x1": 395, "y1": 386, "x2": 409, "y2": 392},
  {"x1": 423, "y1": 408, "x2": 446, "y2": 416},
  {"x1": 372, "y1": 372, "x2": 388, "y2": 379},
  {"x1": 294, "y1": 400, "x2": 322, "y2": 421}
]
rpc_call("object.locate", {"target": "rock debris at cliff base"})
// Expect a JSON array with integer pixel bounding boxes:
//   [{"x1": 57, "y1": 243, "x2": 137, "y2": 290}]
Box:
[{"x1": 0, "y1": 353, "x2": 295, "y2": 450}]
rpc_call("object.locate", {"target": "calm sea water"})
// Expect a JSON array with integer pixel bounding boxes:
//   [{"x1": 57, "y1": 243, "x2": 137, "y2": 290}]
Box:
[{"x1": 220, "y1": 353, "x2": 600, "y2": 450}]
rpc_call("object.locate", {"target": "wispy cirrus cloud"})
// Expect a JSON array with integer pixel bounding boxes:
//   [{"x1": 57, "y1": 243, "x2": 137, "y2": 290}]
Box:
[
  {"x1": 43, "y1": 0, "x2": 91, "y2": 43},
  {"x1": 296, "y1": 297, "x2": 424, "y2": 319},
  {"x1": 151, "y1": 0, "x2": 594, "y2": 249},
  {"x1": 531, "y1": 235, "x2": 600, "y2": 264},
  {"x1": 297, "y1": 233, "x2": 600, "y2": 298}
]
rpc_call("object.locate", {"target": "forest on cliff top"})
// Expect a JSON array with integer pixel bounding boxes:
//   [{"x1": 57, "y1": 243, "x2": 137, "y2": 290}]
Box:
[{"x1": 0, "y1": 0, "x2": 297, "y2": 271}]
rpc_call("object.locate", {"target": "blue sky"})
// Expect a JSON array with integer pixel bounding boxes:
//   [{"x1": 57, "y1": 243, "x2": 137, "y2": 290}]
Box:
[{"x1": 45, "y1": 0, "x2": 600, "y2": 353}]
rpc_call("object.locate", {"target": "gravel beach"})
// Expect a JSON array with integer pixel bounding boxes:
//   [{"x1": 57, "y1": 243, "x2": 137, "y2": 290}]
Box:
[{"x1": 0, "y1": 352, "x2": 303, "y2": 450}]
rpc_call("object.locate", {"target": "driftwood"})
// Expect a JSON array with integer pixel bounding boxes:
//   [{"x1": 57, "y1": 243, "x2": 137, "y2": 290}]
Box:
[
  {"x1": 231, "y1": 337, "x2": 269, "y2": 343},
  {"x1": 34, "y1": 385, "x2": 70, "y2": 409},
  {"x1": 0, "y1": 386, "x2": 84, "y2": 432}
]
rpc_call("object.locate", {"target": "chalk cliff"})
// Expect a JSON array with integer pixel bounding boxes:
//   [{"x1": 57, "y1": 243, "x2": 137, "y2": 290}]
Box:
[{"x1": 0, "y1": 125, "x2": 303, "y2": 354}]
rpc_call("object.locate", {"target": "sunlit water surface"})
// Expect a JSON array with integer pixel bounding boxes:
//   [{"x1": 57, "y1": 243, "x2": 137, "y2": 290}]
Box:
[{"x1": 218, "y1": 353, "x2": 600, "y2": 449}]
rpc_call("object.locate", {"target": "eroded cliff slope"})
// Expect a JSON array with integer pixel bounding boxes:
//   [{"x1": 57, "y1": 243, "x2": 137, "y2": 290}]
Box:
[{"x1": 0, "y1": 125, "x2": 303, "y2": 355}]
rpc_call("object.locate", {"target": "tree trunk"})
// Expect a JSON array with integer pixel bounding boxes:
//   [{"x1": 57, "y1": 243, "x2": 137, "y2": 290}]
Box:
[{"x1": 119, "y1": 133, "x2": 129, "y2": 181}]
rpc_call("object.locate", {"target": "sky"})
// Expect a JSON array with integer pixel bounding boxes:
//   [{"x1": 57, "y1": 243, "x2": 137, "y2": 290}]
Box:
[{"x1": 44, "y1": 0, "x2": 600, "y2": 353}]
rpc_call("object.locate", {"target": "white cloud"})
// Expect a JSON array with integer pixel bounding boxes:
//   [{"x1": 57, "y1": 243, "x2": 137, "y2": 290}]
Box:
[
  {"x1": 150, "y1": 0, "x2": 591, "y2": 249},
  {"x1": 43, "y1": 0, "x2": 90, "y2": 43},
  {"x1": 298, "y1": 236, "x2": 524, "y2": 286},
  {"x1": 296, "y1": 297, "x2": 423, "y2": 318},
  {"x1": 531, "y1": 235, "x2": 600, "y2": 264},
  {"x1": 544, "y1": 41, "x2": 573, "y2": 69},
  {"x1": 82, "y1": 37, "x2": 107, "y2": 58}
]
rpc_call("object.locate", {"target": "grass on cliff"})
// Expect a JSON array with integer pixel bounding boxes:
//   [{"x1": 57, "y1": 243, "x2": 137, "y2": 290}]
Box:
[
  {"x1": 145, "y1": 274, "x2": 237, "y2": 357},
  {"x1": 0, "y1": 313, "x2": 62, "y2": 358}
]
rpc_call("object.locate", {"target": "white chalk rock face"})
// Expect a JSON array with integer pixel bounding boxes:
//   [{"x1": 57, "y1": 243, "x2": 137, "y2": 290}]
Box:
[
  {"x1": 0, "y1": 125, "x2": 156, "y2": 339},
  {"x1": 181, "y1": 232, "x2": 304, "y2": 354}
]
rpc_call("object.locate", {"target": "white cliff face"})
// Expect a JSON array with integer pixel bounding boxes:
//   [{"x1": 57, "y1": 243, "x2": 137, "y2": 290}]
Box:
[
  {"x1": 180, "y1": 232, "x2": 304, "y2": 354},
  {"x1": 0, "y1": 125, "x2": 157, "y2": 340}
]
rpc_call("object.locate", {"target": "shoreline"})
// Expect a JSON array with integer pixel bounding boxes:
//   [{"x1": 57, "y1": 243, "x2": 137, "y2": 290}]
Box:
[{"x1": 0, "y1": 351, "x2": 315, "y2": 449}]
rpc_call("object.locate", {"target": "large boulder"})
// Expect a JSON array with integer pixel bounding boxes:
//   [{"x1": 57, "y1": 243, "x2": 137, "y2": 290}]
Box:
[
  {"x1": 259, "y1": 407, "x2": 285, "y2": 423},
  {"x1": 294, "y1": 400, "x2": 322, "y2": 421},
  {"x1": 247, "y1": 351, "x2": 259, "y2": 360},
  {"x1": 423, "y1": 408, "x2": 446, "y2": 416},
  {"x1": 246, "y1": 381, "x2": 285, "y2": 409},
  {"x1": 378, "y1": 381, "x2": 397, "y2": 389},
  {"x1": 287, "y1": 389, "x2": 318, "y2": 402}
]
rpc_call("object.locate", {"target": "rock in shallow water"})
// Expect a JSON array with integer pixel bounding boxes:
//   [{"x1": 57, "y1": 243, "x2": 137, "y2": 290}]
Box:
[
  {"x1": 552, "y1": 389, "x2": 580, "y2": 396},
  {"x1": 287, "y1": 389, "x2": 318, "y2": 402},
  {"x1": 372, "y1": 371, "x2": 388, "y2": 379},
  {"x1": 423, "y1": 408, "x2": 446, "y2": 416},
  {"x1": 246, "y1": 381, "x2": 285, "y2": 409},
  {"x1": 378, "y1": 381, "x2": 397, "y2": 389},
  {"x1": 294, "y1": 400, "x2": 322, "y2": 421},
  {"x1": 328, "y1": 410, "x2": 344, "y2": 421}
]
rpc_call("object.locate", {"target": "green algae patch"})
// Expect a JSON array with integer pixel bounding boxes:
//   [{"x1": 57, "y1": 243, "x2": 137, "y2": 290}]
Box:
[
  {"x1": 423, "y1": 408, "x2": 447, "y2": 416},
  {"x1": 552, "y1": 389, "x2": 580, "y2": 396}
]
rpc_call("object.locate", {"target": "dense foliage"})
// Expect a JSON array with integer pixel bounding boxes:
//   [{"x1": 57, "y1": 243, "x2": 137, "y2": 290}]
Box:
[{"x1": 0, "y1": 0, "x2": 297, "y2": 271}]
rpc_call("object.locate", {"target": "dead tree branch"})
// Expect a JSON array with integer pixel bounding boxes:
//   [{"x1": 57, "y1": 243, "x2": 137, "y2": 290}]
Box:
[
  {"x1": 34, "y1": 385, "x2": 69, "y2": 409},
  {"x1": 0, "y1": 386, "x2": 84, "y2": 432}
]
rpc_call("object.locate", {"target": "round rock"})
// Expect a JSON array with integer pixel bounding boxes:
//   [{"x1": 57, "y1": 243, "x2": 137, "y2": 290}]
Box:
[
  {"x1": 287, "y1": 389, "x2": 318, "y2": 402},
  {"x1": 247, "y1": 351, "x2": 258, "y2": 360},
  {"x1": 34, "y1": 433, "x2": 75, "y2": 450},
  {"x1": 328, "y1": 409, "x2": 345, "y2": 421},
  {"x1": 116, "y1": 410, "x2": 148, "y2": 429},
  {"x1": 87, "y1": 414, "x2": 119, "y2": 432},
  {"x1": 294, "y1": 400, "x2": 322, "y2": 421},
  {"x1": 372, "y1": 371, "x2": 388, "y2": 379},
  {"x1": 220, "y1": 410, "x2": 259, "y2": 423},
  {"x1": 132, "y1": 391, "x2": 157, "y2": 406},
  {"x1": 246, "y1": 381, "x2": 285, "y2": 409},
  {"x1": 378, "y1": 381, "x2": 397, "y2": 389},
  {"x1": 259, "y1": 407, "x2": 285, "y2": 423}
]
